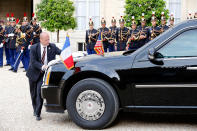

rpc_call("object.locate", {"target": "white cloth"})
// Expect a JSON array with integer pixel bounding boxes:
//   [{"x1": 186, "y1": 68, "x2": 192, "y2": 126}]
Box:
[
  {"x1": 41, "y1": 44, "x2": 48, "y2": 66},
  {"x1": 8, "y1": 33, "x2": 14, "y2": 37},
  {"x1": 0, "y1": 44, "x2": 3, "y2": 48},
  {"x1": 28, "y1": 45, "x2": 31, "y2": 50}
]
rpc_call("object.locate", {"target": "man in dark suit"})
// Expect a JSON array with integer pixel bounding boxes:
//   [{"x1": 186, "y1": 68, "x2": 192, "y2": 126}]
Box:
[{"x1": 26, "y1": 32, "x2": 61, "y2": 121}]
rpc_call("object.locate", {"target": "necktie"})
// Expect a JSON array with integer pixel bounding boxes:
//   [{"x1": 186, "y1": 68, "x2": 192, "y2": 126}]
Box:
[{"x1": 41, "y1": 47, "x2": 46, "y2": 64}]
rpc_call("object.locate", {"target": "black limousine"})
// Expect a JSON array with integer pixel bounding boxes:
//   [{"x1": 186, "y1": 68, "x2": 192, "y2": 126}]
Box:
[{"x1": 42, "y1": 19, "x2": 197, "y2": 129}]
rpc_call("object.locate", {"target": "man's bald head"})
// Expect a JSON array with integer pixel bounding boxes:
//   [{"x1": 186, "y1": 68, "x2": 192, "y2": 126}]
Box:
[{"x1": 40, "y1": 32, "x2": 50, "y2": 47}]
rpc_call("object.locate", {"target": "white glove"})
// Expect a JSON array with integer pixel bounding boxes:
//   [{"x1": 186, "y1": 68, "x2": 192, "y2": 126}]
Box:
[
  {"x1": 8, "y1": 33, "x2": 14, "y2": 37},
  {"x1": 21, "y1": 49, "x2": 24, "y2": 53},
  {"x1": 0, "y1": 44, "x2": 3, "y2": 48},
  {"x1": 28, "y1": 45, "x2": 31, "y2": 50},
  {"x1": 42, "y1": 65, "x2": 48, "y2": 71}
]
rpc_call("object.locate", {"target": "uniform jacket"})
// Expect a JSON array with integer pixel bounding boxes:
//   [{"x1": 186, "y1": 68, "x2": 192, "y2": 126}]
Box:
[{"x1": 26, "y1": 43, "x2": 61, "y2": 82}]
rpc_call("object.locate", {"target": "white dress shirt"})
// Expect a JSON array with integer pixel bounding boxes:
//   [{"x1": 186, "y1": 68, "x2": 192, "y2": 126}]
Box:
[{"x1": 41, "y1": 44, "x2": 48, "y2": 66}]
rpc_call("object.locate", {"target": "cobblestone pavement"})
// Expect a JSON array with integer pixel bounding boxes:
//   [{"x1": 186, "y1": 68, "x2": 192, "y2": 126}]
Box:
[{"x1": 1, "y1": 65, "x2": 197, "y2": 131}]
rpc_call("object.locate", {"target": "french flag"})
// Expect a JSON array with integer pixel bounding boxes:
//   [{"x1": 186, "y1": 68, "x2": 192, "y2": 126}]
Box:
[{"x1": 60, "y1": 35, "x2": 74, "y2": 70}]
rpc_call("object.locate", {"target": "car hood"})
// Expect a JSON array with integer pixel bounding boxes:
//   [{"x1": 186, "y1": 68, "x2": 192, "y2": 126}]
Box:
[{"x1": 75, "y1": 51, "x2": 134, "y2": 70}]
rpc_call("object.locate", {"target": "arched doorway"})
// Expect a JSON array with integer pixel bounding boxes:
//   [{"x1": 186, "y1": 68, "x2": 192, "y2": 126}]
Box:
[{"x1": 0, "y1": 0, "x2": 33, "y2": 22}]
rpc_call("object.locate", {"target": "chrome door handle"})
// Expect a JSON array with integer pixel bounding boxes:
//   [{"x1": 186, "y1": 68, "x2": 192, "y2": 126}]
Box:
[{"x1": 186, "y1": 67, "x2": 197, "y2": 70}]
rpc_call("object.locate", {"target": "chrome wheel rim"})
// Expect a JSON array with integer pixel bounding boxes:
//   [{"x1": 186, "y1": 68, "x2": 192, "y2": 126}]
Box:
[{"x1": 76, "y1": 90, "x2": 105, "y2": 121}]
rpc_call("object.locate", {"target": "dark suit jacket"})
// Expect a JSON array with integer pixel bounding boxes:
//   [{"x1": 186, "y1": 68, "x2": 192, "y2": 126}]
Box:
[{"x1": 26, "y1": 43, "x2": 61, "y2": 82}]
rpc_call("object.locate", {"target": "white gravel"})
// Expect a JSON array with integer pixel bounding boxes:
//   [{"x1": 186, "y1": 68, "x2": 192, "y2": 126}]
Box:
[{"x1": 1, "y1": 61, "x2": 197, "y2": 131}]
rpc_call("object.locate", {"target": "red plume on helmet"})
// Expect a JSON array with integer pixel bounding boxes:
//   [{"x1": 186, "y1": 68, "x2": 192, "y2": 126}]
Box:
[
  {"x1": 16, "y1": 18, "x2": 20, "y2": 24},
  {"x1": 32, "y1": 13, "x2": 35, "y2": 17},
  {"x1": 11, "y1": 13, "x2": 14, "y2": 17},
  {"x1": 24, "y1": 12, "x2": 27, "y2": 17},
  {"x1": 6, "y1": 13, "x2": 9, "y2": 17}
]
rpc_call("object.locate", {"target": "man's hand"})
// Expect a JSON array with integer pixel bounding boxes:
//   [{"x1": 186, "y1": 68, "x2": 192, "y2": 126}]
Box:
[
  {"x1": 0, "y1": 43, "x2": 3, "y2": 48},
  {"x1": 28, "y1": 45, "x2": 31, "y2": 50},
  {"x1": 42, "y1": 65, "x2": 48, "y2": 71}
]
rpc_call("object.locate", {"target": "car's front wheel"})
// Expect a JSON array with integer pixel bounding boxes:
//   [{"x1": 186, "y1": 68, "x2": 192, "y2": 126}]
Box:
[{"x1": 66, "y1": 78, "x2": 119, "y2": 129}]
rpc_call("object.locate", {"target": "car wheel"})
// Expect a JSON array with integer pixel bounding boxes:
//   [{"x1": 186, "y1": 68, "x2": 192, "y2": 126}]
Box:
[{"x1": 66, "y1": 78, "x2": 119, "y2": 129}]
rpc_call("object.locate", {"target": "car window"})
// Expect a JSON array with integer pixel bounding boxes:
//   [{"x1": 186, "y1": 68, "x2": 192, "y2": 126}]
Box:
[{"x1": 157, "y1": 29, "x2": 197, "y2": 58}]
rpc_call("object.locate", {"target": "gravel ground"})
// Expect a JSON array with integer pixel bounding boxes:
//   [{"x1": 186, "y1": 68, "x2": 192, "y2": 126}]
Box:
[{"x1": 1, "y1": 62, "x2": 197, "y2": 131}]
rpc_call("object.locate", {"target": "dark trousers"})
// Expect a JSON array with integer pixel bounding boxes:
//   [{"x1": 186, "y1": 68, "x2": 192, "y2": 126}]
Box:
[
  {"x1": 5, "y1": 47, "x2": 10, "y2": 65},
  {"x1": 13, "y1": 49, "x2": 29, "y2": 71},
  {"x1": 117, "y1": 42, "x2": 126, "y2": 51},
  {"x1": 9, "y1": 49, "x2": 16, "y2": 67},
  {"x1": 0, "y1": 47, "x2": 3, "y2": 66},
  {"x1": 87, "y1": 48, "x2": 96, "y2": 55},
  {"x1": 29, "y1": 75, "x2": 43, "y2": 117}
]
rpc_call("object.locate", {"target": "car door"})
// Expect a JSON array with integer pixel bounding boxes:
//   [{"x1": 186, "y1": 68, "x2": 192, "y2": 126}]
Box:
[{"x1": 131, "y1": 28, "x2": 197, "y2": 108}]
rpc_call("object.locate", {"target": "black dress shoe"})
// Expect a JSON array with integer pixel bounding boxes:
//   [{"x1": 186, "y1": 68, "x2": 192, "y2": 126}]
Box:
[
  {"x1": 9, "y1": 68, "x2": 13, "y2": 71},
  {"x1": 4, "y1": 64, "x2": 10, "y2": 66},
  {"x1": 12, "y1": 70, "x2": 17, "y2": 73},
  {"x1": 36, "y1": 116, "x2": 42, "y2": 121},
  {"x1": 20, "y1": 66, "x2": 24, "y2": 68}
]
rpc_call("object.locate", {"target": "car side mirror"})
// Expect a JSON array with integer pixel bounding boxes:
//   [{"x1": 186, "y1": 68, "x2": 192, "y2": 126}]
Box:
[{"x1": 148, "y1": 48, "x2": 164, "y2": 65}]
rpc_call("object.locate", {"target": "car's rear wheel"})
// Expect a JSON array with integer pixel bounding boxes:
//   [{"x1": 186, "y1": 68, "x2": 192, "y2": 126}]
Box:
[{"x1": 66, "y1": 78, "x2": 119, "y2": 129}]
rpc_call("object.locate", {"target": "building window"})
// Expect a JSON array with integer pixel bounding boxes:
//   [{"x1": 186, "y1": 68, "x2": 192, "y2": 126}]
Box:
[
  {"x1": 165, "y1": 0, "x2": 181, "y2": 24},
  {"x1": 74, "y1": 0, "x2": 100, "y2": 30},
  {"x1": 78, "y1": 42, "x2": 86, "y2": 51}
]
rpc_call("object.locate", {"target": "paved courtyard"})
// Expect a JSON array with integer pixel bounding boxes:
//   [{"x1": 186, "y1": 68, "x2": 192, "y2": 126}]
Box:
[{"x1": 1, "y1": 63, "x2": 197, "y2": 131}]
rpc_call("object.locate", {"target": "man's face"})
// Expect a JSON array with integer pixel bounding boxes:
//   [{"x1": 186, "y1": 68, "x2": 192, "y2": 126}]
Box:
[
  {"x1": 111, "y1": 22, "x2": 116, "y2": 27},
  {"x1": 40, "y1": 34, "x2": 50, "y2": 47},
  {"x1": 151, "y1": 21, "x2": 156, "y2": 26},
  {"x1": 119, "y1": 23, "x2": 124, "y2": 28},
  {"x1": 170, "y1": 20, "x2": 174, "y2": 25},
  {"x1": 132, "y1": 24, "x2": 136, "y2": 29},
  {"x1": 7, "y1": 22, "x2": 10, "y2": 26},
  {"x1": 89, "y1": 25, "x2": 93, "y2": 30},
  {"x1": 11, "y1": 22, "x2": 15, "y2": 26},
  {"x1": 101, "y1": 23, "x2": 106, "y2": 28},
  {"x1": 141, "y1": 21, "x2": 146, "y2": 27},
  {"x1": 161, "y1": 20, "x2": 166, "y2": 25},
  {"x1": 32, "y1": 21, "x2": 36, "y2": 26}
]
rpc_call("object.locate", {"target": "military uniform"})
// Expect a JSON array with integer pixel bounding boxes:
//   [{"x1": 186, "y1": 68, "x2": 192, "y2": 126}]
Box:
[
  {"x1": 85, "y1": 19, "x2": 97, "y2": 55},
  {"x1": 159, "y1": 12, "x2": 169, "y2": 33},
  {"x1": 149, "y1": 12, "x2": 161, "y2": 40},
  {"x1": 11, "y1": 13, "x2": 33, "y2": 72},
  {"x1": 126, "y1": 16, "x2": 140, "y2": 51},
  {"x1": 4, "y1": 13, "x2": 11, "y2": 66},
  {"x1": 0, "y1": 22, "x2": 4, "y2": 67},
  {"x1": 169, "y1": 13, "x2": 175, "y2": 28},
  {"x1": 116, "y1": 17, "x2": 129, "y2": 51},
  {"x1": 31, "y1": 13, "x2": 42, "y2": 45},
  {"x1": 7, "y1": 15, "x2": 17, "y2": 68},
  {"x1": 98, "y1": 18, "x2": 109, "y2": 52},
  {"x1": 138, "y1": 13, "x2": 150, "y2": 47},
  {"x1": 108, "y1": 17, "x2": 117, "y2": 52}
]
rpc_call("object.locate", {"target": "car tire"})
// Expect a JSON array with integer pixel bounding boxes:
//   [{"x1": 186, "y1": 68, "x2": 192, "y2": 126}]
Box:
[{"x1": 66, "y1": 78, "x2": 119, "y2": 129}]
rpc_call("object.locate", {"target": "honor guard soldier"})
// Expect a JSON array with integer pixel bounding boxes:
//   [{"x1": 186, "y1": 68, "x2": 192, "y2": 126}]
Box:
[
  {"x1": 4, "y1": 13, "x2": 11, "y2": 66},
  {"x1": 98, "y1": 18, "x2": 109, "y2": 52},
  {"x1": 138, "y1": 13, "x2": 150, "y2": 47},
  {"x1": 187, "y1": 12, "x2": 193, "y2": 19},
  {"x1": 11, "y1": 13, "x2": 33, "y2": 72},
  {"x1": 169, "y1": 13, "x2": 175, "y2": 28},
  {"x1": 126, "y1": 16, "x2": 140, "y2": 51},
  {"x1": 159, "y1": 12, "x2": 169, "y2": 33},
  {"x1": 85, "y1": 18, "x2": 98, "y2": 55},
  {"x1": 194, "y1": 12, "x2": 197, "y2": 19},
  {"x1": 8, "y1": 13, "x2": 17, "y2": 70},
  {"x1": 116, "y1": 16, "x2": 129, "y2": 51},
  {"x1": 149, "y1": 12, "x2": 161, "y2": 40},
  {"x1": 108, "y1": 17, "x2": 117, "y2": 52},
  {"x1": 31, "y1": 13, "x2": 42, "y2": 45},
  {"x1": 0, "y1": 20, "x2": 5, "y2": 67}
]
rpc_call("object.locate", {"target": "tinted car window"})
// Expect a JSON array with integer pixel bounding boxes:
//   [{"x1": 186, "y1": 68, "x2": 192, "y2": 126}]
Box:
[{"x1": 157, "y1": 29, "x2": 197, "y2": 58}]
